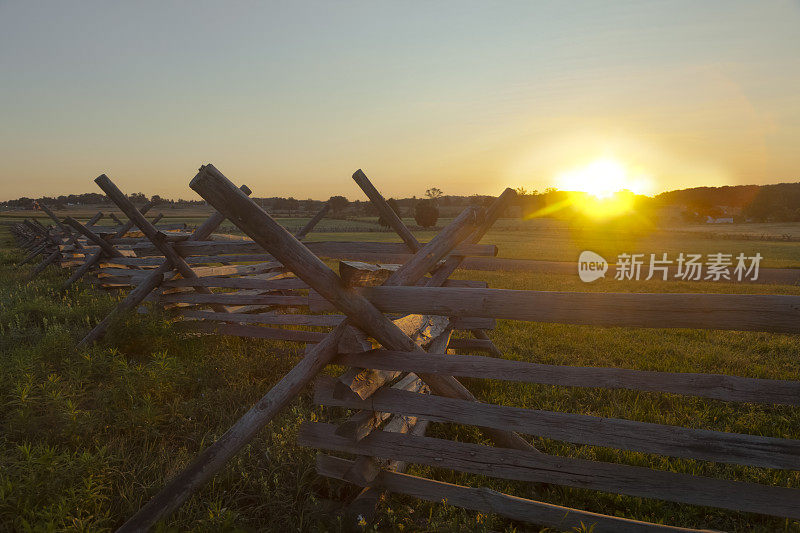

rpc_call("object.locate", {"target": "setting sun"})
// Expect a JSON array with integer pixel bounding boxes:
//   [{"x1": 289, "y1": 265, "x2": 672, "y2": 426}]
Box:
[
  {"x1": 552, "y1": 158, "x2": 652, "y2": 219},
  {"x1": 557, "y1": 158, "x2": 652, "y2": 198}
]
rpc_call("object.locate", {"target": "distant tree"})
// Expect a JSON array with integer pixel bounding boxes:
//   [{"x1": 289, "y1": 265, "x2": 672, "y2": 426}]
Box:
[
  {"x1": 406, "y1": 196, "x2": 417, "y2": 217},
  {"x1": 425, "y1": 187, "x2": 443, "y2": 201},
  {"x1": 515, "y1": 186, "x2": 538, "y2": 197},
  {"x1": 378, "y1": 198, "x2": 402, "y2": 227},
  {"x1": 286, "y1": 197, "x2": 299, "y2": 213},
  {"x1": 129, "y1": 192, "x2": 148, "y2": 204},
  {"x1": 362, "y1": 201, "x2": 378, "y2": 216},
  {"x1": 150, "y1": 194, "x2": 164, "y2": 205},
  {"x1": 328, "y1": 195, "x2": 349, "y2": 214},
  {"x1": 414, "y1": 199, "x2": 439, "y2": 228}
]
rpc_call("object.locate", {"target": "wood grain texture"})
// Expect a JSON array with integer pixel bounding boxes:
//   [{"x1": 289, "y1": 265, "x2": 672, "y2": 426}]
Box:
[
  {"x1": 180, "y1": 321, "x2": 326, "y2": 343},
  {"x1": 354, "y1": 286, "x2": 800, "y2": 334},
  {"x1": 160, "y1": 293, "x2": 307, "y2": 306},
  {"x1": 336, "y1": 350, "x2": 800, "y2": 405},
  {"x1": 300, "y1": 423, "x2": 800, "y2": 519},
  {"x1": 316, "y1": 383, "x2": 800, "y2": 469},
  {"x1": 131, "y1": 239, "x2": 497, "y2": 258},
  {"x1": 316, "y1": 455, "x2": 706, "y2": 533}
]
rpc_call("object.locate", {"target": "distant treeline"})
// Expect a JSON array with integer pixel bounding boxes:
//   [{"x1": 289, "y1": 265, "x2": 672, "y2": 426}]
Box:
[
  {"x1": 655, "y1": 182, "x2": 800, "y2": 222},
  {"x1": 0, "y1": 192, "x2": 207, "y2": 209},
  {"x1": 4, "y1": 182, "x2": 799, "y2": 223},
  {"x1": 0, "y1": 191, "x2": 496, "y2": 217}
]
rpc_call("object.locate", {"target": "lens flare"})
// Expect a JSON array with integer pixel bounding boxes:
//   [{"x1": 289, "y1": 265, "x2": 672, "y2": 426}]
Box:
[{"x1": 555, "y1": 158, "x2": 651, "y2": 219}]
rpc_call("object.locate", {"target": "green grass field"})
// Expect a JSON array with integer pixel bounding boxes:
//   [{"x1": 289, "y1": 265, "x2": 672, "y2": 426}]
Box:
[{"x1": 1, "y1": 220, "x2": 799, "y2": 532}]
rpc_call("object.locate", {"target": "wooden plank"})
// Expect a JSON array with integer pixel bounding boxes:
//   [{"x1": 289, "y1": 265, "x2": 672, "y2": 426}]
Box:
[
  {"x1": 131, "y1": 239, "x2": 497, "y2": 258},
  {"x1": 39, "y1": 203, "x2": 76, "y2": 240},
  {"x1": 64, "y1": 217, "x2": 125, "y2": 257},
  {"x1": 336, "y1": 318, "x2": 449, "y2": 400},
  {"x1": 178, "y1": 310, "x2": 492, "y2": 330},
  {"x1": 352, "y1": 286, "x2": 800, "y2": 334},
  {"x1": 316, "y1": 382, "x2": 800, "y2": 469},
  {"x1": 183, "y1": 262, "x2": 283, "y2": 278},
  {"x1": 307, "y1": 279, "x2": 487, "y2": 312},
  {"x1": 469, "y1": 328, "x2": 502, "y2": 356},
  {"x1": 339, "y1": 261, "x2": 398, "y2": 287},
  {"x1": 352, "y1": 169, "x2": 421, "y2": 252},
  {"x1": 97, "y1": 253, "x2": 279, "y2": 266},
  {"x1": 162, "y1": 276, "x2": 304, "y2": 290},
  {"x1": 181, "y1": 310, "x2": 342, "y2": 326},
  {"x1": 316, "y1": 455, "x2": 703, "y2": 533},
  {"x1": 100, "y1": 261, "x2": 282, "y2": 280},
  {"x1": 336, "y1": 350, "x2": 800, "y2": 406},
  {"x1": 160, "y1": 293, "x2": 307, "y2": 306},
  {"x1": 300, "y1": 423, "x2": 800, "y2": 519},
  {"x1": 449, "y1": 316, "x2": 496, "y2": 330},
  {"x1": 180, "y1": 321, "x2": 326, "y2": 343},
  {"x1": 108, "y1": 233, "x2": 191, "y2": 245},
  {"x1": 294, "y1": 202, "x2": 329, "y2": 240},
  {"x1": 331, "y1": 374, "x2": 428, "y2": 444},
  {"x1": 446, "y1": 338, "x2": 496, "y2": 352},
  {"x1": 30, "y1": 249, "x2": 60, "y2": 277}
]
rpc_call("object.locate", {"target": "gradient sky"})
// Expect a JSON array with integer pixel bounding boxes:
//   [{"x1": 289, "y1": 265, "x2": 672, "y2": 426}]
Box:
[{"x1": 1, "y1": 1, "x2": 798, "y2": 201}]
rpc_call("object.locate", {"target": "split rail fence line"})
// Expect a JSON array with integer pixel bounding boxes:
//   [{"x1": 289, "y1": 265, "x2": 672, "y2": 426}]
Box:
[
  {"x1": 9, "y1": 175, "x2": 499, "y2": 354},
  {"x1": 4, "y1": 167, "x2": 800, "y2": 532}
]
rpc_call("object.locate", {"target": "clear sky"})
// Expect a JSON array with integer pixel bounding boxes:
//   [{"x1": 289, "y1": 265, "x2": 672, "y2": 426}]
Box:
[{"x1": 1, "y1": 1, "x2": 798, "y2": 201}]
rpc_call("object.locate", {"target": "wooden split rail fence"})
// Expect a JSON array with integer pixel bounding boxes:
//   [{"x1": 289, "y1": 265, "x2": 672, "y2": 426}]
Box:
[{"x1": 5, "y1": 166, "x2": 800, "y2": 532}]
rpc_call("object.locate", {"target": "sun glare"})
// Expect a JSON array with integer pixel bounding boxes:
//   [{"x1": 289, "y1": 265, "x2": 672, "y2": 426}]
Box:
[
  {"x1": 557, "y1": 158, "x2": 650, "y2": 198},
  {"x1": 555, "y1": 158, "x2": 652, "y2": 219}
]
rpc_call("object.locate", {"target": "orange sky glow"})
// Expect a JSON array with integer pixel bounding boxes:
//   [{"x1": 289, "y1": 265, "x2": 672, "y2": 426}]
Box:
[{"x1": 1, "y1": 1, "x2": 798, "y2": 201}]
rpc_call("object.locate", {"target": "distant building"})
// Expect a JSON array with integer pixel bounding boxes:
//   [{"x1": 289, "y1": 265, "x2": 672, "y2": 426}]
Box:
[{"x1": 706, "y1": 216, "x2": 734, "y2": 224}]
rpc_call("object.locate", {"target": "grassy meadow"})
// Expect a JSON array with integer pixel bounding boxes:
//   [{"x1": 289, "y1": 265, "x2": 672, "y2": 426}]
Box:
[{"x1": 1, "y1": 215, "x2": 800, "y2": 532}]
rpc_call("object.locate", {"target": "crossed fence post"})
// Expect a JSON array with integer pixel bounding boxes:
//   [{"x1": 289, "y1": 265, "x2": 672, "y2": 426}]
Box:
[
  {"x1": 13, "y1": 220, "x2": 37, "y2": 249},
  {"x1": 352, "y1": 169, "x2": 507, "y2": 357},
  {"x1": 115, "y1": 164, "x2": 531, "y2": 531},
  {"x1": 61, "y1": 202, "x2": 154, "y2": 290},
  {"x1": 46, "y1": 210, "x2": 104, "y2": 266},
  {"x1": 27, "y1": 204, "x2": 103, "y2": 278},
  {"x1": 336, "y1": 171, "x2": 517, "y2": 518},
  {"x1": 18, "y1": 220, "x2": 55, "y2": 265},
  {"x1": 17, "y1": 221, "x2": 52, "y2": 265},
  {"x1": 29, "y1": 205, "x2": 87, "y2": 279},
  {"x1": 77, "y1": 177, "x2": 252, "y2": 347},
  {"x1": 108, "y1": 212, "x2": 124, "y2": 226}
]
